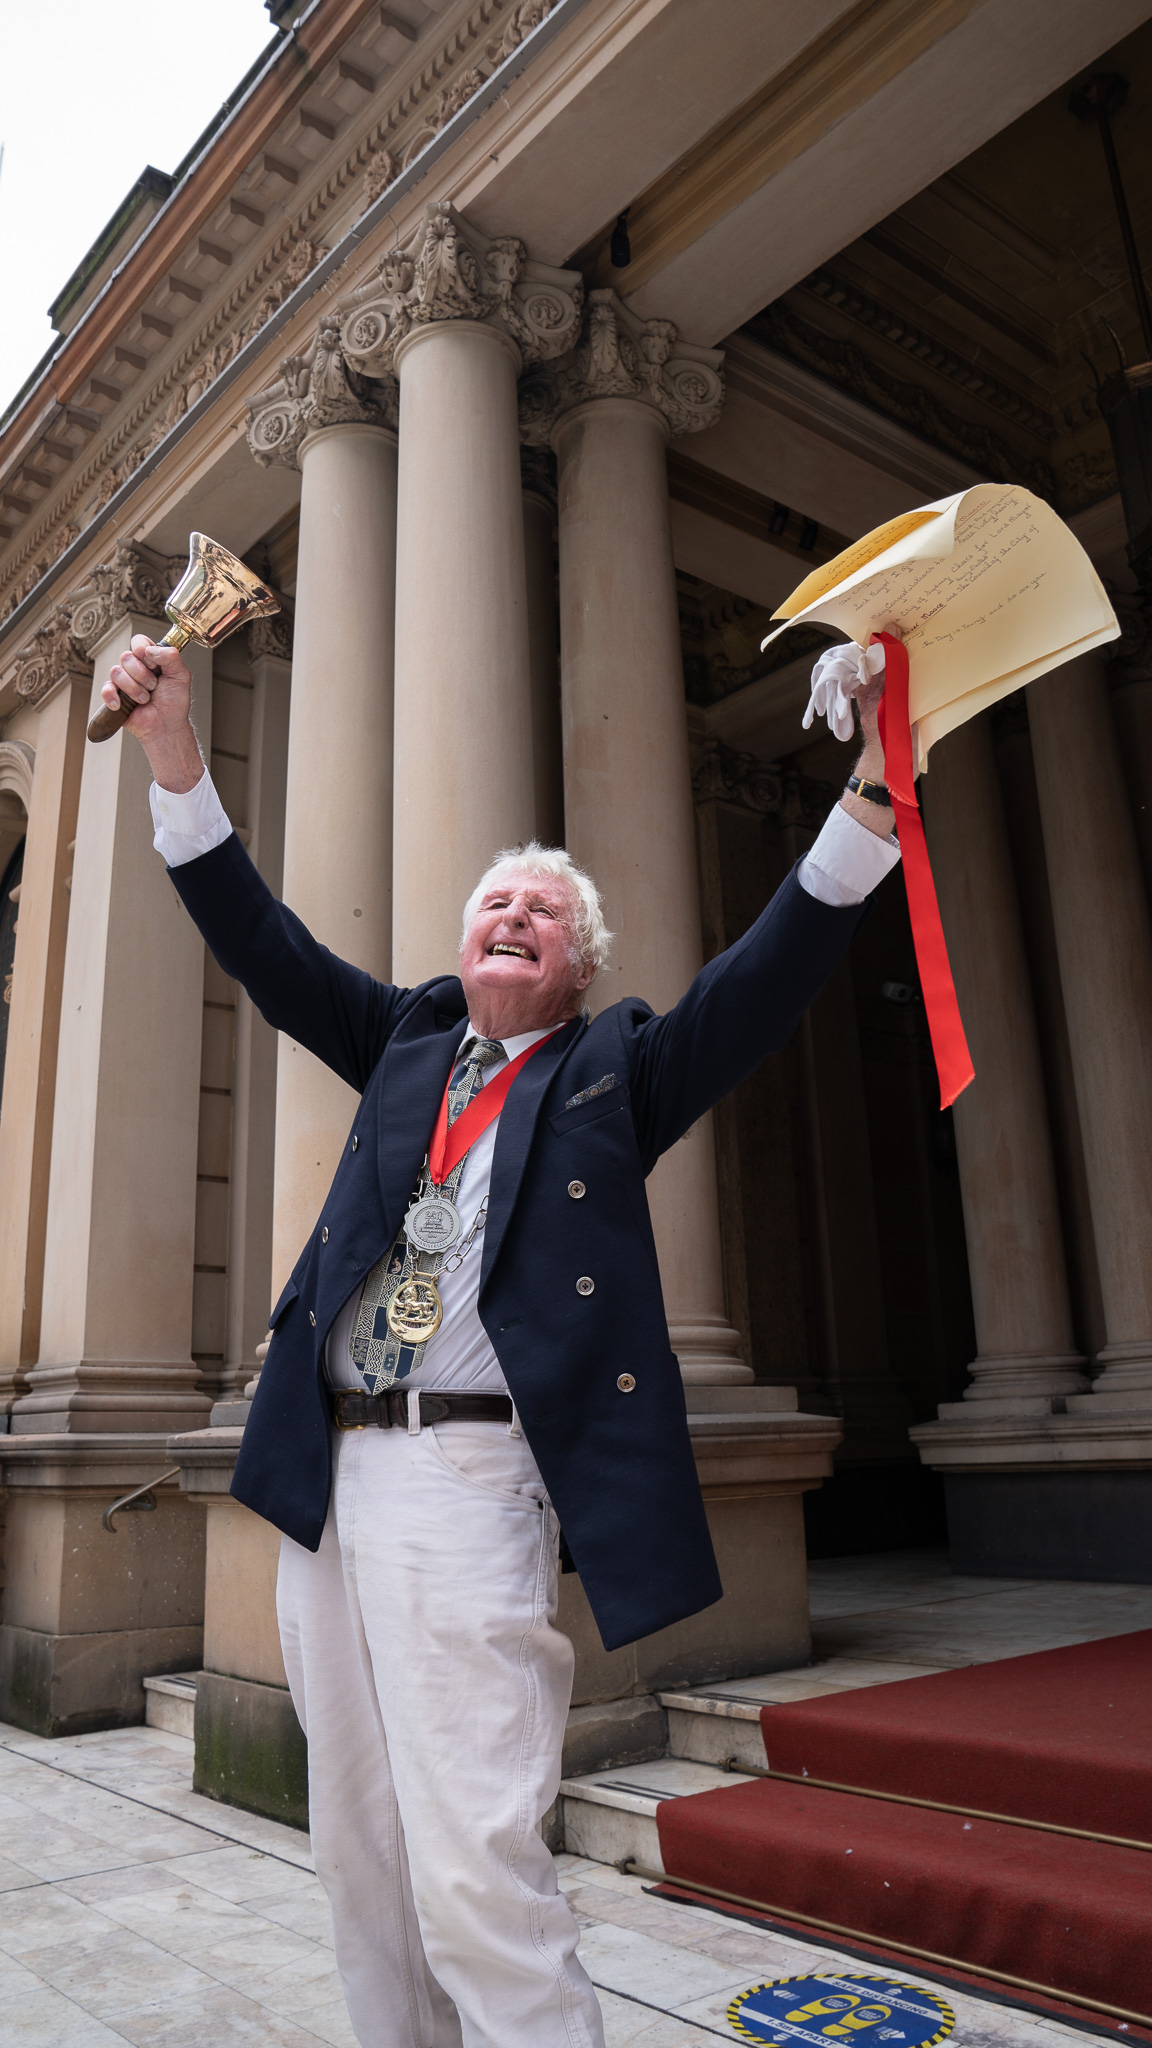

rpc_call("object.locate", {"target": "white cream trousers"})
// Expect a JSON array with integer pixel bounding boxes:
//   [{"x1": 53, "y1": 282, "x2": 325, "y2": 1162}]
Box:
[{"x1": 276, "y1": 1416, "x2": 606, "y2": 2048}]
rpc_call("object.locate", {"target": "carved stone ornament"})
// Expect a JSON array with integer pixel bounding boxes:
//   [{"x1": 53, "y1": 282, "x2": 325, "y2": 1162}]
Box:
[
  {"x1": 69, "y1": 541, "x2": 180, "y2": 652},
  {"x1": 247, "y1": 313, "x2": 398, "y2": 469},
  {"x1": 690, "y1": 739, "x2": 838, "y2": 830},
  {"x1": 10, "y1": 603, "x2": 92, "y2": 709},
  {"x1": 362, "y1": 145, "x2": 400, "y2": 211},
  {"x1": 337, "y1": 200, "x2": 583, "y2": 383},
  {"x1": 395, "y1": 1, "x2": 559, "y2": 171},
  {"x1": 519, "y1": 289, "x2": 724, "y2": 446},
  {"x1": 86, "y1": 243, "x2": 325, "y2": 517},
  {"x1": 248, "y1": 597, "x2": 294, "y2": 663},
  {"x1": 692, "y1": 738, "x2": 784, "y2": 816}
]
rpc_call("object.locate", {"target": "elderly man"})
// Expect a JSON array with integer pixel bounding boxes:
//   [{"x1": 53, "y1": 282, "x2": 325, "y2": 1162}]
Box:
[{"x1": 105, "y1": 635, "x2": 897, "y2": 2048}]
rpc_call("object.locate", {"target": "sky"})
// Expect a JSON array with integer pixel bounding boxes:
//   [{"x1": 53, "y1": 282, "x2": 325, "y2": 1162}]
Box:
[{"x1": 0, "y1": 0, "x2": 278, "y2": 414}]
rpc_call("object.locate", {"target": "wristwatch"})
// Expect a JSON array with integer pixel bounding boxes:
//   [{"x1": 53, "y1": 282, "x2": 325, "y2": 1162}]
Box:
[{"x1": 847, "y1": 774, "x2": 892, "y2": 807}]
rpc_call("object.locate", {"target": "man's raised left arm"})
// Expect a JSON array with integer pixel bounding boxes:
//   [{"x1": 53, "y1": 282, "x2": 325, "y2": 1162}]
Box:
[{"x1": 629, "y1": 674, "x2": 900, "y2": 1166}]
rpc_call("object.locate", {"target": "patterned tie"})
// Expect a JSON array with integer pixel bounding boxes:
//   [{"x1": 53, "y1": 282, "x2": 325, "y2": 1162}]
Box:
[{"x1": 350, "y1": 1036, "x2": 505, "y2": 1391}]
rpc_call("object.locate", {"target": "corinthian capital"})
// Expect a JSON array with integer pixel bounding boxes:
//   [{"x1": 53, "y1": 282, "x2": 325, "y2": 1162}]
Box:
[
  {"x1": 519, "y1": 289, "x2": 724, "y2": 444},
  {"x1": 338, "y1": 200, "x2": 583, "y2": 381},
  {"x1": 11, "y1": 602, "x2": 92, "y2": 709},
  {"x1": 69, "y1": 542, "x2": 182, "y2": 653},
  {"x1": 248, "y1": 314, "x2": 398, "y2": 469}
]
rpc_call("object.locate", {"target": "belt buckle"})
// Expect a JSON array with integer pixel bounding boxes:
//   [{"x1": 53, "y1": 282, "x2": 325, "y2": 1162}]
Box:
[{"x1": 334, "y1": 1394, "x2": 367, "y2": 1431}]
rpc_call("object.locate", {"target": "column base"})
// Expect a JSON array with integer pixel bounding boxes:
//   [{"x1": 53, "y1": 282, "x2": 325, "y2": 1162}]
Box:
[
  {"x1": 194, "y1": 1670, "x2": 308, "y2": 1831},
  {"x1": 10, "y1": 1360, "x2": 211, "y2": 1435},
  {"x1": 670, "y1": 1317, "x2": 753, "y2": 1385},
  {"x1": 942, "y1": 1469, "x2": 1152, "y2": 1582},
  {"x1": 561, "y1": 1399, "x2": 841, "y2": 1702},
  {"x1": 0, "y1": 1433, "x2": 206, "y2": 1734},
  {"x1": 961, "y1": 1350, "x2": 1089, "y2": 1402},
  {"x1": 1068, "y1": 1339, "x2": 1152, "y2": 1410},
  {"x1": 913, "y1": 1405, "x2": 1152, "y2": 1580},
  {"x1": 0, "y1": 1622, "x2": 203, "y2": 1737}
]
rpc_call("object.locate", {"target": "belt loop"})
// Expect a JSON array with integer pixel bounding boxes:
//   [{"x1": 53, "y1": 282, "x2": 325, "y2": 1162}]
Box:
[
  {"x1": 508, "y1": 1400, "x2": 522, "y2": 1439},
  {"x1": 407, "y1": 1387, "x2": 422, "y2": 1436}
]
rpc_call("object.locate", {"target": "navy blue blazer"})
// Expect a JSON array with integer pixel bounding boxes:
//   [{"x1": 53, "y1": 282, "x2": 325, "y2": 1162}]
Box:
[{"x1": 171, "y1": 832, "x2": 867, "y2": 1651}]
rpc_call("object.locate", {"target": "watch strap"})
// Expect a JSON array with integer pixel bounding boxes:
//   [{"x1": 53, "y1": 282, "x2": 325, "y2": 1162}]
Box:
[{"x1": 847, "y1": 774, "x2": 892, "y2": 807}]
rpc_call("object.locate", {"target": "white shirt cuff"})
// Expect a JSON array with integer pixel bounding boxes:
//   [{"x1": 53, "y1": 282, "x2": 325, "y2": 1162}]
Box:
[
  {"x1": 798, "y1": 801, "x2": 901, "y2": 908},
  {"x1": 150, "y1": 768, "x2": 232, "y2": 867}
]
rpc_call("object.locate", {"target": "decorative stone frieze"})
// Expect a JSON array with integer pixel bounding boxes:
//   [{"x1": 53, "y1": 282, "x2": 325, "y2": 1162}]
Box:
[
  {"x1": 691, "y1": 738, "x2": 783, "y2": 815},
  {"x1": 11, "y1": 604, "x2": 92, "y2": 709},
  {"x1": 395, "y1": 0, "x2": 559, "y2": 170},
  {"x1": 690, "y1": 739, "x2": 837, "y2": 830},
  {"x1": 248, "y1": 314, "x2": 398, "y2": 470},
  {"x1": 69, "y1": 541, "x2": 179, "y2": 651},
  {"x1": 337, "y1": 201, "x2": 583, "y2": 383},
  {"x1": 361, "y1": 146, "x2": 399, "y2": 210},
  {"x1": 519, "y1": 289, "x2": 724, "y2": 445}
]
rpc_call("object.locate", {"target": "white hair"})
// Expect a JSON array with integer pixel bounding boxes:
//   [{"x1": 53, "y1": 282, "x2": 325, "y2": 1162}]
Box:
[{"x1": 461, "y1": 841, "x2": 613, "y2": 975}]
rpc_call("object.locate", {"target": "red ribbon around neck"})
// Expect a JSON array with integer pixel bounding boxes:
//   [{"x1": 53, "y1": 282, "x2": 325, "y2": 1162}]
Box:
[
  {"x1": 429, "y1": 1033, "x2": 557, "y2": 1187},
  {"x1": 874, "y1": 631, "x2": 974, "y2": 1110}
]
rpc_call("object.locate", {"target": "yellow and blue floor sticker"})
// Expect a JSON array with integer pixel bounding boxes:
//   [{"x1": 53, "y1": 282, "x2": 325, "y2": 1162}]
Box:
[{"x1": 727, "y1": 1973, "x2": 955, "y2": 2046}]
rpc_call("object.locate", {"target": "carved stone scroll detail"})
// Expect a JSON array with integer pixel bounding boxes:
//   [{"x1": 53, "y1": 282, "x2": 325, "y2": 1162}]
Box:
[
  {"x1": 11, "y1": 604, "x2": 92, "y2": 709},
  {"x1": 519, "y1": 289, "x2": 724, "y2": 445},
  {"x1": 247, "y1": 313, "x2": 398, "y2": 471},
  {"x1": 69, "y1": 541, "x2": 181, "y2": 652},
  {"x1": 338, "y1": 200, "x2": 583, "y2": 383}
]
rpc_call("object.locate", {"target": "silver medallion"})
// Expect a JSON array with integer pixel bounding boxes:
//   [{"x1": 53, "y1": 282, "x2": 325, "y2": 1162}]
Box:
[{"x1": 403, "y1": 1194, "x2": 464, "y2": 1255}]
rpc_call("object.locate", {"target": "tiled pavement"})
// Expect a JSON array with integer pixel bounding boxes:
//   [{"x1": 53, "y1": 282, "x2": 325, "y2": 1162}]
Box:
[{"x1": 1, "y1": 1549, "x2": 1148, "y2": 2045}]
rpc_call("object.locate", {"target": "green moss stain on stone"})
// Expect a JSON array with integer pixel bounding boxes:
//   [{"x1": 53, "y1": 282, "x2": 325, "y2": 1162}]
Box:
[{"x1": 194, "y1": 1670, "x2": 308, "y2": 1831}]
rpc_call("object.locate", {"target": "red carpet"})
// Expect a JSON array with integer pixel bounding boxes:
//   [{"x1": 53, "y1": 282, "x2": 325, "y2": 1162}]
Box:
[
  {"x1": 655, "y1": 1630, "x2": 1152, "y2": 2020},
  {"x1": 759, "y1": 1628, "x2": 1152, "y2": 1838}
]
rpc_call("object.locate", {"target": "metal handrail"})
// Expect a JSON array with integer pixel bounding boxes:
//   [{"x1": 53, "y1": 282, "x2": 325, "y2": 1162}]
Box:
[{"x1": 102, "y1": 1467, "x2": 180, "y2": 1533}]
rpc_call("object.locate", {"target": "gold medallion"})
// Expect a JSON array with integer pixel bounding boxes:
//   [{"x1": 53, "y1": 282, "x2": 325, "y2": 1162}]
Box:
[{"x1": 385, "y1": 1275, "x2": 444, "y2": 1343}]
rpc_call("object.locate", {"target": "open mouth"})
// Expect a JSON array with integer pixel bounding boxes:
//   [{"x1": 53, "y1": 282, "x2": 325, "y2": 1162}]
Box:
[{"x1": 490, "y1": 942, "x2": 535, "y2": 961}]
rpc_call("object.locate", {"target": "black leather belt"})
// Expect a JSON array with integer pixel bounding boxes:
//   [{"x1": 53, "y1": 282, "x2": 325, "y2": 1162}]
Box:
[{"x1": 330, "y1": 1387, "x2": 515, "y2": 1431}]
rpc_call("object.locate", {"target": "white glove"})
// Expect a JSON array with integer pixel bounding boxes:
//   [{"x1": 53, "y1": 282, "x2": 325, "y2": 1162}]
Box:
[{"x1": 802, "y1": 640, "x2": 886, "y2": 742}]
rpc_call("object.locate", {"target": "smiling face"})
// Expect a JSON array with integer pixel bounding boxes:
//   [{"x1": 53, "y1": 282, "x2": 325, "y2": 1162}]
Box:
[{"x1": 459, "y1": 866, "x2": 594, "y2": 1038}]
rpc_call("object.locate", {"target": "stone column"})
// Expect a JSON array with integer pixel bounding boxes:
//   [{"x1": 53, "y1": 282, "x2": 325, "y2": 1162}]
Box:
[
  {"x1": 521, "y1": 449, "x2": 564, "y2": 846},
  {"x1": 218, "y1": 614, "x2": 292, "y2": 1406},
  {"x1": 924, "y1": 713, "x2": 1086, "y2": 1413},
  {"x1": 0, "y1": 618, "x2": 90, "y2": 1412},
  {"x1": 1029, "y1": 654, "x2": 1152, "y2": 1408},
  {"x1": 249, "y1": 319, "x2": 400, "y2": 1293},
  {"x1": 1108, "y1": 593, "x2": 1152, "y2": 903},
  {"x1": 526, "y1": 290, "x2": 746, "y2": 1383},
  {"x1": 15, "y1": 546, "x2": 212, "y2": 1432},
  {"x1": 337, "y1": 201, "x2": 582, "y2": 981}
]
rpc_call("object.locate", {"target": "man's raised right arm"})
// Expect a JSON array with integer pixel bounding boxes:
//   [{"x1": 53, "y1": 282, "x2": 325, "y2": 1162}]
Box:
[{"x1": 105, "y1": 635, "x2": 400, "y2": 1092}]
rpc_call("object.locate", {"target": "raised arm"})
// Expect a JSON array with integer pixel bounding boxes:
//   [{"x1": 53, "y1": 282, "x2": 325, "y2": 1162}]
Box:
[
  {"x1": 628, "y1": 676, "x2": 896, "y2": 1167},
  {"x1": 105, "y1": 636, "x2": 403, "y2": 1091}
]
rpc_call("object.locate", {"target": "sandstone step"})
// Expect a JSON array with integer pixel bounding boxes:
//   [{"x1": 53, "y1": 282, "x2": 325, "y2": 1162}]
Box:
[
  {"x1": 558, "y1": 1755, "x2": 755, "y2": 1869},
  {"x1": 143, "y1": 1670, "x2": 199, "y2": 1739},
  {"x1": 659, "y1": 1686, "x2": 767, "y2": 1771}
]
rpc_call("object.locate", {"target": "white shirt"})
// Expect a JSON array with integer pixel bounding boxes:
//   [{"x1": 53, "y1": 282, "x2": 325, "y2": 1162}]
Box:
[{"x1": 151, "y1": 771, "x2": 900, "y2": 1391}]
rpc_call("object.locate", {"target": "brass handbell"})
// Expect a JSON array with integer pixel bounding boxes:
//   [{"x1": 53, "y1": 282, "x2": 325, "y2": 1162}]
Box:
[{"x1": 86, "y1": 533, "x2": 280, "y2": 743}]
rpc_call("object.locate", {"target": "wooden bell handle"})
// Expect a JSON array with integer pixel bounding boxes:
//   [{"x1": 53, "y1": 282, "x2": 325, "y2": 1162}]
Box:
[
  {"x1": 87, "y1": 689, "x2": 138, "y2": 745},
  {"x1": 86, "y1": 634, "x2": 175, "y2": 744}
]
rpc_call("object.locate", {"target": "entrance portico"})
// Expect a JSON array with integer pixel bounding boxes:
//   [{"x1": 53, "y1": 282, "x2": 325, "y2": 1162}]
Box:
[{"x1": 0, "y1": 0, "x2": 1149, "y2": 1798}]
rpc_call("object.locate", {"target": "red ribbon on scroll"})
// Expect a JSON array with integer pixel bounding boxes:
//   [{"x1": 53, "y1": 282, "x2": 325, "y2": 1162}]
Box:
[{"x1": 873, "y1": 631, "x2": 974, "y2": 1109}]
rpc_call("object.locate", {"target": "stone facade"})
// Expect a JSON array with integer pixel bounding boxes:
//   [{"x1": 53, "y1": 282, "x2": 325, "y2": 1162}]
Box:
[{"x1": 0, "y1": 0, "x2": 1150, "y2": 1819}]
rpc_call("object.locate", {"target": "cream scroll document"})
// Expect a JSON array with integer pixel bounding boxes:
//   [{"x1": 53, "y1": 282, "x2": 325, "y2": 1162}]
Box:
[{"x1": 760, "y1": 484, "x2": 1120, "y2": 772}]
